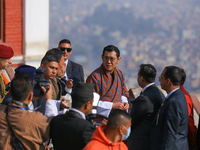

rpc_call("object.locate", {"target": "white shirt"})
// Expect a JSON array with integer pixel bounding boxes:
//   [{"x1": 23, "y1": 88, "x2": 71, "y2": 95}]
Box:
[
  {"x1": 64, "y1": 59, "x2": 69, "y2": 80},
  {"x1": 28, "y1": 100, "x2": 64, "y2": 117},
  {"x1": 45, "y1": 100, "x2": 64, "y2": 117},
  {"x1": 93, "y1": 92, "x2": 128, "y2": 118}
]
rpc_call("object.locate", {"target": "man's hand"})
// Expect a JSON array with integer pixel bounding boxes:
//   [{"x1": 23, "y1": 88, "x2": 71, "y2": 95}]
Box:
[
  {"x1": 112, "y1": 102, "x2": 124, "y2": 109},
  {"x1": 41, "y1": 83, "x2": 53, "y2": 100},
  {"x1": 45, "y1": 145, "x2": 49, "y2": 150},
  {"x1": 60, "y1": 98, "x2": 70, "y2": 109},
  {"x1": 122, "y1": 102, "x2": 129, "y2": 110},
  {"x1": 32, "y1": 83, "x2": 53, "y2": 101},
  {"x1": 66, "y1": 79, "x2": 73, "y2": 88}
]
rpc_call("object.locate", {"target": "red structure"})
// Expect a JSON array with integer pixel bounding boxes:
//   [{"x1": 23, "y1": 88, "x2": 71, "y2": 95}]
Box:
[{"x1": 0, "y1": 0, "x2": 23, "y2": 56}]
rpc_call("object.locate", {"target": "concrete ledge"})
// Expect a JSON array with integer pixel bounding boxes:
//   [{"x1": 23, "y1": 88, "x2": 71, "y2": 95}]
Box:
[{"x1": 190, "y1": 93, "x2": 200, "y2": 115}]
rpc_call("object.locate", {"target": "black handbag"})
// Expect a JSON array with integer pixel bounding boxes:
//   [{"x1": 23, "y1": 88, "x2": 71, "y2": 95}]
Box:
[{"x1": 5, "y1": 107, "x2": 26, "y2": 150}]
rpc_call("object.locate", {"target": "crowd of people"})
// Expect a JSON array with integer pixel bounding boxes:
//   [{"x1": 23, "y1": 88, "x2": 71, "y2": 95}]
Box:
[{"x1": 0, "y1": 40, "x2": 199, "y2": 150}]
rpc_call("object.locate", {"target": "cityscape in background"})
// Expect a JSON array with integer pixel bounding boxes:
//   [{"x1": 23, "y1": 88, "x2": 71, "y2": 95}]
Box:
[{"x1": 49, "y1": 0, "x2": 200, "y2": 93}]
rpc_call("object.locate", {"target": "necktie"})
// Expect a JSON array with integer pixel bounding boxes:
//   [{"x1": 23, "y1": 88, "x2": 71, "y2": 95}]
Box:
[{"x1": 61, "y1": 76, "x2": 67, "y2": 83}]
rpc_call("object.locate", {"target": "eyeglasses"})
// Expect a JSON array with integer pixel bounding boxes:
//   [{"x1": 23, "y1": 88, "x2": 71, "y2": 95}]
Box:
[
  {"x1": 103, "y1": 56, "x2": 117, "y2": 62},
  {"x1": 60, "y1": 47, "x2": 72, "y2": 52}
]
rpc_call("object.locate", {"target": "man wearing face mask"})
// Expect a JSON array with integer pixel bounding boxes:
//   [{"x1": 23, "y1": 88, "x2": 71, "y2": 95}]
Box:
[{"x1": 83, "y1": 109, "x2": 131, "y2": 150}]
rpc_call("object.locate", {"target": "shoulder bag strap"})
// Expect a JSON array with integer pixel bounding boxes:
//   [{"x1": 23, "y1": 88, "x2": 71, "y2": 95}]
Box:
[
  {"x1": 5, "y1": 107, "x2": 26, "y2": 150},
  {"x1": 5, "y1": 107, "x2": 16, "y2": 137}
]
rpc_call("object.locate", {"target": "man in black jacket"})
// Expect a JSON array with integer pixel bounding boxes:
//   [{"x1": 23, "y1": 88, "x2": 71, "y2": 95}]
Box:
[
  {"x1": 127, "y1": 64, "x2": 165, "y2": 150},
  {"x1": 50, "y1": 82, "x2": 95, "y2": 150},
  {"x1": 58, "y1": 39, "x2": 84, "y2": 88}
]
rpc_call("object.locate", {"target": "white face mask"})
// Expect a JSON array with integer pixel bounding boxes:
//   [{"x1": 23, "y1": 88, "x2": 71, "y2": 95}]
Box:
[{"x1": 121, "y1": 125, "x2": 131, "y2": 141}]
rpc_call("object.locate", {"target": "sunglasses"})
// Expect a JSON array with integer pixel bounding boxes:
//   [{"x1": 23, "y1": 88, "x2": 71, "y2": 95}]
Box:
[{"x1": 60, "y1": 47, "x2": 72, "y2": 52}]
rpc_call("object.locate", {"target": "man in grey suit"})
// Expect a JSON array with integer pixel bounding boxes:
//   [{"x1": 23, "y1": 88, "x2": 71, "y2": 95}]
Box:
[
  {"x1": 58, "y1": 39, "x2": 84, "y2": 88},
  {"x1": 127, "y1": 64, "x2": 165, "y2": 150}
]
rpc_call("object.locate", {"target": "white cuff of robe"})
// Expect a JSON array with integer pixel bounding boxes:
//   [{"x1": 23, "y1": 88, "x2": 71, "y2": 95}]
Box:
[
  {"x1": 121, "y1": 95, "x2": 128, "y2": 112},
  {"x1": 65, "y1": 86, "x2": 72, "y2": 94},
  {"x1": 45, "y1": 100, "x2": 64, "y2": 117},
  {"x1": 121, "y1": 95, "x2": 128, "y2": 103},
  {"x1": 97, "y1": 101, "x2": 113, "y2": 118},
  {"x1": 91, "y1": 92, "x2": 100, "y2": 114},
  {"x1": 93, "y1": 92, "x2": 113, "y2": 118},
  {"x1": 94, "y1": 93, "x2": 129, "y2": 118}
]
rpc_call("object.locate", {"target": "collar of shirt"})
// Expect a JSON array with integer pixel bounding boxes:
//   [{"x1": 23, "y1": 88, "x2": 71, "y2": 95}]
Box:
[
  {"x1": 142, "y1": 83, "x2": 154, "y2": 93},
  {"x1": 70, "y1": 108, "x2": 86, "y2": 120},
  {"x1": 64, "y1": 59, "x2": 69, "y2": 80},
  {"x1": 64, "y1": 59, "x2": 68, "y2": 66},
  {"x1": 164, "y1": 87, "x2": 180, "y2": 101}
]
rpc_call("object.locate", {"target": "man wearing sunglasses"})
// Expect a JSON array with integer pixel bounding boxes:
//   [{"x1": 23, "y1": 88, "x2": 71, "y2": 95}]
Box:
[{"x1": 58, "y1": 39, "x2": 84, "y2": 89}]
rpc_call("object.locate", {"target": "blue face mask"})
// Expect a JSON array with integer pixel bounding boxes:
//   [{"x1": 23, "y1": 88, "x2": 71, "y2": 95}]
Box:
[{"x1": 121, "y1": 125, "x2": 131, "y2": 141}]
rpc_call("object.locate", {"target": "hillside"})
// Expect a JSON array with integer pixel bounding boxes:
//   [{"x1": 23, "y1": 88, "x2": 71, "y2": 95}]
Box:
[{"x1": 49, "y1": 0, "x2": 200, "y2": 92}]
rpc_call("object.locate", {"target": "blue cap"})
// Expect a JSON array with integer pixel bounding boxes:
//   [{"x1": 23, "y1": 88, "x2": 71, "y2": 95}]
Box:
[{"x1": 15, "y1": 65, "x2": 36, "y2": 80}]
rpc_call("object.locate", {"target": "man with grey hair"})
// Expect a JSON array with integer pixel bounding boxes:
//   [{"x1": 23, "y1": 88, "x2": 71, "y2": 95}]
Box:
[{"x1": 0, "y1": 44, "x2": 14, "y2": 103}]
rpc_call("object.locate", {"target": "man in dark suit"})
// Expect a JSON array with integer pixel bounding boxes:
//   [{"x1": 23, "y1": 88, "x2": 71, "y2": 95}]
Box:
[
  {"x1": 50, "y1": 82, "x2": 96, "y2": 150},
  {"x1": 58, "y1": 39, "x2": 84, "y2": 88},
  {"x1": 150, "y1": 66, "x2": 188, "y2": 150},
  {"x1": 127, "y1": 64, "x2": 164, "y2": 150}
]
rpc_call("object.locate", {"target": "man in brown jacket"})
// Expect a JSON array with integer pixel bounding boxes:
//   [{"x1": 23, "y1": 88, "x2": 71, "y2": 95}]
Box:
[{"x1": 0, "y1": 73, "x2": 52, "y2": 150}]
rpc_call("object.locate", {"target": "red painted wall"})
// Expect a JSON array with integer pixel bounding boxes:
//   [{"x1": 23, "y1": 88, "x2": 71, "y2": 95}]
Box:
[{"x1": 4, "y1": 0, "x2": 23, "y2": 56}]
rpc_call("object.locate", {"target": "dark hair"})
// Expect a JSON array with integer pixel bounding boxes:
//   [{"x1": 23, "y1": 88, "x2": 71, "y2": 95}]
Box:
[
  {"x1": 180, "y1": 68, "x2": 186, "y2": 85},
  {"x1": 107, "y1": 109, "x2": 131, "y2": 129},
  {"x1": 10, "y1": 73, "x2": 34, "y2": 101},
  {"x1": 139, "y1": 64, "x2": 156, "y2": 83},
  {"x1": 45, "y1": 48, "x2": 64, "y2": 62},
  {"x1": 102, "y1": 45, "x2": 120, "y2": 58},
  {"x1": 59, "y1": 39, "x2": 71, "y2": 46},
  {"x1": 41, "y1": 55, "x2": 59, "y2": 66},
  {"x1": 164, "y1": 66, "x2": 182, "y2": 86},
  {"x1": 71, "y1": 95, "x2": 92, "y2": 109}
]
